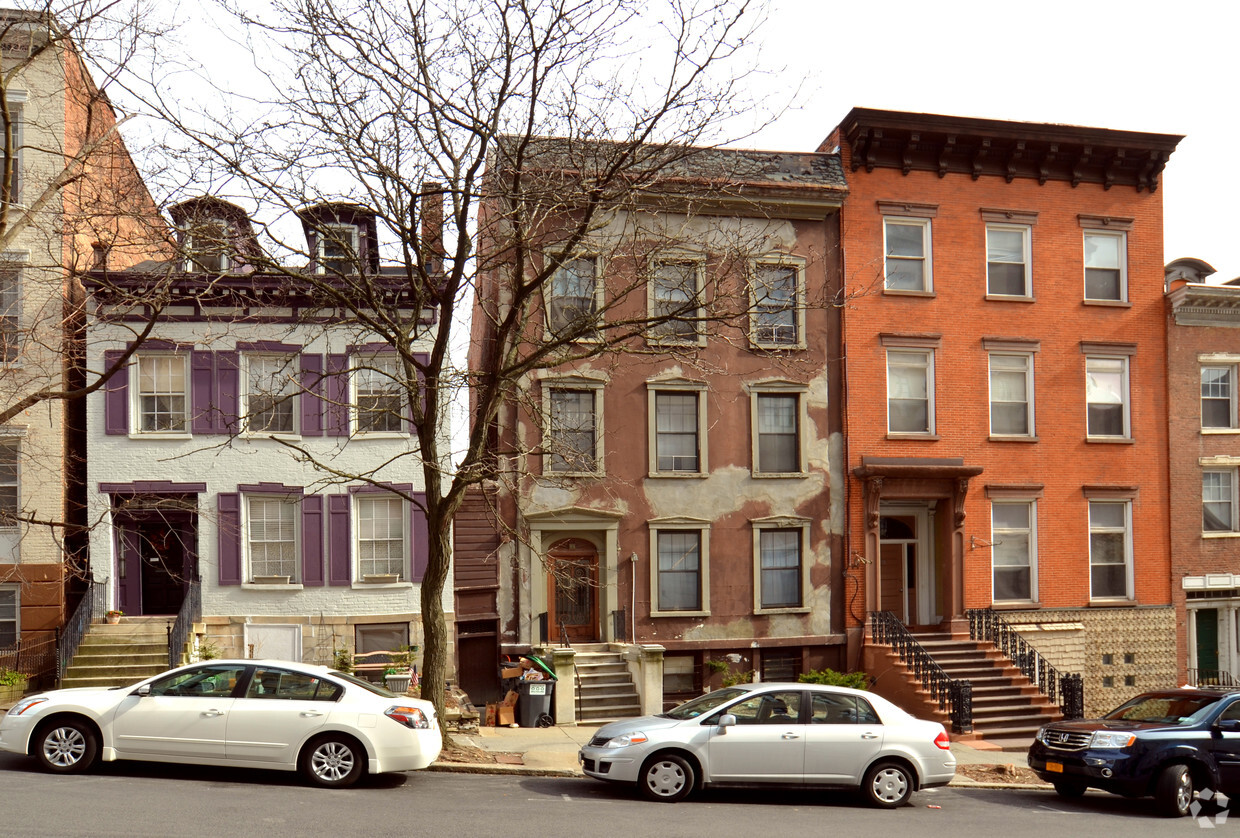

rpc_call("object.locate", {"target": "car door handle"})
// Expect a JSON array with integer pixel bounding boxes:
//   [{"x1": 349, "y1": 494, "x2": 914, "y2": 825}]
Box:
[
  {"x1": 860, "y1": 732, "x2": 879, "y2": 740},
  {"x1": 300, "y1": 711, "x2": 324, "y2": 718},
  {"x1": 202, "y1": 709, "x2": 225, "y2": 717},
  {"x1": 781, "y1": 733, "x2": 800, "y2": 740}
]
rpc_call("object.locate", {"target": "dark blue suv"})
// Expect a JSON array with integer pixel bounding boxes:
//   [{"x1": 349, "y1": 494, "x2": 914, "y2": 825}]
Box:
[{"x1": 1028, "y1": 688, "x2": 1240, "y2": 817}]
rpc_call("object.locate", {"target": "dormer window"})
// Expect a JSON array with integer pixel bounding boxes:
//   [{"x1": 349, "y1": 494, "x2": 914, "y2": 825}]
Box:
[
  {"x1": 318, "y1": 224, "x2": 358, "y2": 275},
  {"x1": 184, "y1": 219, "x2": 232, "y2": 273}
]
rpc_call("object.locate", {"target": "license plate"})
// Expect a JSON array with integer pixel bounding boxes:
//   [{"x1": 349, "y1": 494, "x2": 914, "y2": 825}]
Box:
[{"x1": 1046, "y1": 761, "x2": 1063, "y2": 773}]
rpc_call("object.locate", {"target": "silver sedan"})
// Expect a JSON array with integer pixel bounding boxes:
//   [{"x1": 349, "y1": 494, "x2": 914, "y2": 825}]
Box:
[{"x1": 578, "y1": 682, "x2": 955, "y2": 806}]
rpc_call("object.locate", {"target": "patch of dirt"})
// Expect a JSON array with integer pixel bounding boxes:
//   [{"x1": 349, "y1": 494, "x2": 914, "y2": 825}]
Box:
[
  {"x1": 436, "y1": 740, "x2": 522, "y2": 765},
  {"x1": 956, "y1": 763, "x2": 1046, "y2": 785}
]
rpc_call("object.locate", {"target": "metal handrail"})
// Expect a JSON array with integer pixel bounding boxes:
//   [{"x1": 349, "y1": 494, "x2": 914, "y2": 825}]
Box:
[
  {"x1": 168, "y1": 581, "x2": 202, "y2": 669},
  {"x1": 56, "y1": 581, "x2": 99, "y2": 684},
  {"x1": 967, "y1": 608, "x2": 1084, "y2": 719},
  {"x1": 869, "y1": 610, "x2": 972, "y2": 733},
  {"x1": 1187, "y1": 668, "x2": 1238, "y2": 687}
]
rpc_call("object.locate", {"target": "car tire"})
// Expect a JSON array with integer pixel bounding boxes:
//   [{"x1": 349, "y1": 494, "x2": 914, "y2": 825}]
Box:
[
  {"x1": 1154, "y1": 763, "x2": 1193, "y2": 818},
  {"x1": 1053, "y1": 780, "x2": 1088, "y2": 798},
  {"x1": 639, "y1": 753, "x2": 694, "y2": 803},
  {"x1": 863, "y1": 761, "x2": 913, "y2": 808},
  {"x1": 300, "y1": 734, "x2": 365, "y2": 788},
  {"x1": 33, "y1": 718, "x2": 98, "y2": 774}
]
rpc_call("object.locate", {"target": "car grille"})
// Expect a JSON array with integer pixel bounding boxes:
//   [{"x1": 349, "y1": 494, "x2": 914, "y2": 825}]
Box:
[
  {"x1": 1040, "y1": 728, "x2": 1092, "y2": 750},
  {"x1": 582, "y1": 758, "x2": 596, "y2": 772},
  {"x1": 588, "y1": 735, "x2": 610, "y2": 747}
]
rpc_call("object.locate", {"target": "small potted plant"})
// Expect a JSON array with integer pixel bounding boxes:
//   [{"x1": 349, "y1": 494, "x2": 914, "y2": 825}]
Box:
[
  {"x1": 383, "y1": 644, "x2": 419, "y2": 694},
  {"x1": 0, "y1": 667, "x2": 28, "y2": 703},
  {"x1": 105, "y1": 609, "x2": 123, "y2": 625}
]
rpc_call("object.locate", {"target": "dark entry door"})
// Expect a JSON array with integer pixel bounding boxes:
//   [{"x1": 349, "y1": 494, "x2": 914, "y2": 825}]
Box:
[
  {"x1": 547, "y1": 539, "x2": 598, "y2": 643},
  {"x1": 1197, "y1": 609, "x2": 1220, "y2": 678},
  {"x1": 118, "y1": 519, "x2": 192, "y2": 616}
]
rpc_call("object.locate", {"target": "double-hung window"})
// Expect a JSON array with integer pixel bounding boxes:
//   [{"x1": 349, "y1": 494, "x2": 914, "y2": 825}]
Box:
[
  {"x1": 650, "y1": 522, "x2": 709, "y2": 615},
  {"x1": 318, "y1": 224, "x2": 358, "y2": 275},
  {"x1": 547, "y1": 256, "x2": 598, "y2": 338},
  {"x1": 0, "y1": 584, "x2": 17, "y2": 646},
  {"x1": 246, "y1": 496, "x2": 298, "y2": 582},
  {"x1": 1088, "y1": 500, "x2": 1131, "y2": 599},
  {"x1": 0, "y1": 270, "x2": 16, "y2": 362},
  {"x1": 991, "y1": 501, "x2": 1036, "y2": 601},
  {"x1": 1203, "y1": 470, "x2": 1238, "y2": 533},
  {"x1": 653, "y1": 390, "x2": 701, "y2": 474},
  {"x1": 547, "y1": 385, "x2": 601, "y2": 474},
  {"x1": 1085, "y1": 355, "x2": 1129, "y2": 438},
  {"x1": 986, "y1": 225, "x2": 1031, "y2": 297},
  {"x1": 1202, "y1": 365, "x2": 1237, "y2": 429},
  {"x1": 989, "y1": 353, "x2": 1034, "y2": 437},
  {"x1": 886, "y1": 348, "x2": 934, "y2": 434},
  {"x1": 751, "y1": 389, "x2": 804, "y2": 475},
  {"x1": 0, "y1": 438, "x2": 15, "y2": 526},
  {"x1": 184, "y1": 219, "x2": 231, "y2": 273},
  {"x1": 356, "y1": 495, "x2": 407, "y2": 581},
  {"x1": 2, "y1": 101, "x2": 21, "y2": 205},
  {"x1": 136, "y1": 354, "x2": 188, "y2": 433},
  {"x1": 650, "y1": 259, "x2": 701, "y2": 342},
  {"x1": 883, "y1": 217, "x2": 932, "y2": 292},
  {"x1": 753, "y1": 520, "x2": 808, "y2": 612},
  {"x1": 751, "y1": 261, "x2": 803, "y2": 347},
  {"x1": 1083, "y1": 229, "x2": 1127, "y2": 302},
  {"x1": 245, "y1": 355, "x2": 297, "y2": 434},
  {"x1": 354, "y1": 355, "x2": 403, "y2": 434}
]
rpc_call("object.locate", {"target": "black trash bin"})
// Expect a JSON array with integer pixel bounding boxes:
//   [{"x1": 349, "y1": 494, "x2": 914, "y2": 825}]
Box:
[{"x1": 516, "y1": 679, "x2": 555, "y2": 727}]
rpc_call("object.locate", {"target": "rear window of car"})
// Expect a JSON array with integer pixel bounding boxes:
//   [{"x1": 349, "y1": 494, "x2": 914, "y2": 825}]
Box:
[
  {"x1": 1103, "y1": 693, "x2": 1224, "y2": 725},
  {"x1": 329, "y1": 670, "x2": 399, "y2": 698}
]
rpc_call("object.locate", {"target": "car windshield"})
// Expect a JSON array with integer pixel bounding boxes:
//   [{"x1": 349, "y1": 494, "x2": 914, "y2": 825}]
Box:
[
  {"x1": 661, "y1": 688, "x2": 748, "y2": 720},
  {"x1": 1102, "y1": 693, "x2": 1223, "y2": 725},
  {"x1": 328, "y1": 670, "x2": 398, "y2": 698}
]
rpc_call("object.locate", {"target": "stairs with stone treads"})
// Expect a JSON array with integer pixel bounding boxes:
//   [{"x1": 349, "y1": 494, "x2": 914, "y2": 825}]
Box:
[
  {"x1": 60, "y1": 617, "x2": 172, "y2": 689},
  {"x1": 571, "y1": 644, "x2": 642, "y2": 724}
]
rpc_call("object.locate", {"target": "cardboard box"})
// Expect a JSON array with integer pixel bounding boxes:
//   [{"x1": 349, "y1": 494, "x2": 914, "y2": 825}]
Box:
[
  {"x1": 497, "y1": 705, "x2": 515, "y2": 726},
  {"x1": 501, "y1": 666, "x2": 522, "y2": 679},
  {"x1": 485, "y1": 703, "x2": 498, "y2": 726},
  {"x1": 502, "y1": 689, "x2": 519, "y2": 707}
]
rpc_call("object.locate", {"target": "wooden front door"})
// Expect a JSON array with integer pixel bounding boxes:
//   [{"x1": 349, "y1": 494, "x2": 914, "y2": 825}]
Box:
[
  {"x1": 547, "y1": 539, "x2": 599, "y2": 643},
  {"x1": 117, "y1": 517, "x2": 194, "y2": 616}
]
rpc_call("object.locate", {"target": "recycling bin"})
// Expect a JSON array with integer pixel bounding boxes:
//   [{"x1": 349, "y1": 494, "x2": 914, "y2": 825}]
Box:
[{"x1": 516, "y1": 679, "x2": 555, "y2": 727}]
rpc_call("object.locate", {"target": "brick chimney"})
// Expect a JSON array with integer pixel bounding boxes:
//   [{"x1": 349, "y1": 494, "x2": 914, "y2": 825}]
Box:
[{"x1": 420, "y1": 182, "x2": 443, "y2": 274}]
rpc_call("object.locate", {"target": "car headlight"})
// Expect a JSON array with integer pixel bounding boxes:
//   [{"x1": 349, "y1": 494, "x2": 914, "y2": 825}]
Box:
[
  {"x1": 602, "y1": 731, "x2": 648, "y2": 748},
  {"x1": 1089, "y1": 731, "x2": 1136, "y2": 749},
  {"x1": 7, "y1": 697, "x2": 48, "y2": 716}
]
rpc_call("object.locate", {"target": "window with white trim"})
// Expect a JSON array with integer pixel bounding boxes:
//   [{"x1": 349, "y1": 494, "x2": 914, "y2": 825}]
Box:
[
  {"x1": 2, "y1": 103, "x2": 22, "y2": 205},
  {"x1": 655, "y1": 529, "x2": 704, "y2": 612},
  {"x1": 318, "y1": 223, "x2": 358, "y2": 275},
  {"x1": 991, "y1": 501, "x2": 1036, "y2": 601},
  {"x1": 1089, "y1": 500, "x2": 1131, "y2": 599},
  {"x1": 0, "y1": 438, "x2": 15, "y2": 527},
  {"x1": 246, "y1": 496, "x2": 298, "y2": 582},
  {"x1": 1086, "y1": 356, "x2": 1129, "y2": 438},
  {"x1": 654, "y1": 391, "x2": 701, "y2": 473},
  {"x1": 245, "y1": 355, "x2": 297, "y2": 434},
  {"x1": 184, "y1": 218, "x2": 232, "y2": 273},
  {"x1": 887, "y1": 349, "x2": 933, "y2": 434},
  {"x1": 650, "y1": 259, "x2": 701, "y2": 341},
  {"x1": 1202, "y1": 365, "x2": 1237, "y2": 429},
  {"x1": 986, "y1": 225, "x2": 1030, "y2": 297},
  {"x1": 989, "y1": 353, "x2": 1033, "y2": 437},
  {"x1": 1084, "y1": 230, "x2": 1126, "y2": 301},
  {"x1": 354, "y1": 355, "x2": 403, "y2": 434},
  {"x1": 884, "y1": 218, "x2": 931, "y2": 291},
  {"x1": 135, "y1": 354, "x2": 188, "y2": 433},
  {"x1": 0, "y1": 269, "x2": 16, "y2": 362},
  {"x1": 756, "y1": 526, "x2": 805, "y2": 610},
  {"x1": 547, "y1": 386, "x2": 600, "y2": 474},
  {"x1": 547, "y1": 256, "x2": 599, "y2": 338},
  {"x1": 0, "y1": 584, "x2": 17, "y2": 646},
  {"x1": 753, "y1": 392, "x2": 802, "y2": 474},
  {"x1": 751, "y1": 261, "x2": 802, "y2": 347},
  {"x1": 1203, "y1": 470, "x2": 1238, "y2": 533},
  {"x1": 356, "y1": 495, "x2": 407, "y2": 581}
]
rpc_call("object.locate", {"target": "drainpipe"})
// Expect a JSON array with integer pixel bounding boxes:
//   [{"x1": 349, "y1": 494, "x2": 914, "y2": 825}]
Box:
[{"x1": 630, "y1": 552, "x2": 638, "y2": 642}]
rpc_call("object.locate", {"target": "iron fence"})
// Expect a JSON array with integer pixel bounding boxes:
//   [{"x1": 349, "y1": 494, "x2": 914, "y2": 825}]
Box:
[
  {"x1": 168, "y1": 581, "x2": 202, "y2": 669},
  {"x1": 870, "y1": 610, "x2": 972, "y2": 733},
  {"x1": 967, "y1": 608, "x2": 1084, "y2": 719}
]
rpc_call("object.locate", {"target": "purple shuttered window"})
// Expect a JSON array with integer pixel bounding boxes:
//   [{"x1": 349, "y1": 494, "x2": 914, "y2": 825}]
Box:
[
  {"x1": 328, "y1": 494, "x2": 351, "y2": 585},
  {"x1": 103, "y1": 350, "x2": 129, "y2": 434},
  {"x1": 217, "y1": 493, "x2": 242, "y2": 585},
  {"x1": 301, "y1": 495, "x2": 325, "y2": 586},
  {"x1": 326, "y1": 354, "x2": 349, "y2": 436},
  {"x1": 191, "y1": 351, "x2": 215, "y2": 433},
  {"x1": 411, "y1": 491, "x2": 429, "y2": 582},
  {"x1": 300, "y1": 354, "x2": 324, "y2": 436},
  {"x1": 217, "y1": 352, "x2": 240, "y2": 434}
]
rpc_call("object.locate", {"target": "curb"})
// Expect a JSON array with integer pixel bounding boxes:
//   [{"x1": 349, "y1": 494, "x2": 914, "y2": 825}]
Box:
[{"x1": 428, "y1": 762, "x2": 583, "y2": 778}]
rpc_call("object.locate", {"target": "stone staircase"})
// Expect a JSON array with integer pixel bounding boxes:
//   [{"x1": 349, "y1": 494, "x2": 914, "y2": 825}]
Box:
[
  {"x1": 572, "y1": 644, "x2": 642, "y2": 723},
  {"x1": 61, "y1": 617, "x2": 172, "y2": 689}
]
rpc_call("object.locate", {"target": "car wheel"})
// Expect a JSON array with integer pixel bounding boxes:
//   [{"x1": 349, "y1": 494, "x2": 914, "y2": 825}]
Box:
[
  {"x1": 1053, "y1": 780, "x2": 1088, "y2": 799},
  {"x1": 34, "y1": 719, "x2": 98, "y2": 774},
  {"x1": 300, "y1": 735, "x2": 365, "y2": 788},
  {"x1": 639, "y1": 753, "x2": 694, "y2": 803},
  {"x1": 863, "y1": 761, "x2": 913, "y2": 808},
  {"x1": 1154, "y1": 763, "x2": 1193, "y2": 818}
]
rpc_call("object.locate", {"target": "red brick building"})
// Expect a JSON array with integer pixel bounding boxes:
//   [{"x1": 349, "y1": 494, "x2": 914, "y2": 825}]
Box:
[{"x1": 824, "y1": 109, "x2": 1181, "y2": 714}]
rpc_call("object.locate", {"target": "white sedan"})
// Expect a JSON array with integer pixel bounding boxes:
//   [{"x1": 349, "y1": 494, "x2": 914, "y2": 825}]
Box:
[{"x1": 0, "y1": 659, "x2": 441, "y2": 788}]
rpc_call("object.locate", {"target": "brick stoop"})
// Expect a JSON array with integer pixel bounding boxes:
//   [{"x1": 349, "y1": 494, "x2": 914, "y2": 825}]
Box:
[{"x1": 60, "y1": 617, "x2": 172, "y2": 689}]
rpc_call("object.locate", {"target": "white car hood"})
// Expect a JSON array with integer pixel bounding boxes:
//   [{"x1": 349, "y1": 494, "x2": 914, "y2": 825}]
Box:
[{"x1": 593, "y1": 714, "x2": 687, "y2": 739}]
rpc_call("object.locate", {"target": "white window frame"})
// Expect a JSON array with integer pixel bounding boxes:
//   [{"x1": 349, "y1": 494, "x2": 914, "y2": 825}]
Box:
[
  {"x1": 133, "y1": 353, "x2": 190, "y2": 435},
  {"x1": 1088, "y1": 499, "x2": 1133, "y2": 601},
  {"x1": 0, "y1": 437, "x2": 15, "y2": 530},
  {"x1": 317, "y1": 223, "x2": 359, "y2": 276},
  {"x1": 183, "y1": 218, "x2": 232, "y2": 273},
  {"x1": 752, "y1": 517, "x2": 811, "y2": 614},
  {"x1": 749, "y1": 256, "x2": 806, "y2": 349},
  {"x1": 985, "y1": 224, "x2": 1032, "y2": 298},
  {"x1": 0, "y1": 268, "x2": 17, "y2": 363},
  {"x1": 1085, "y1": 355, "x2": 1130, "y2": 439},
  {"x1": 0, "y1": 583, "x2": 17, "y2": 647},
  {"x1": 990, "y1": 500, "x2": 1037, "y2": 603},
  {"x1": 883, "y1": 217, "x2": 932, "y2": 293},
  {"x1": 243, "y1": 495, "x2": 300, "y2": 584},
  {"x1": 1083, "y1": 230, "x2": 1128, "y2": 302},
  {"x1": 244, "y1": 354, "x2": 299, "y2": 436},
  {"x1": 545, "y1": 254, "x2": 601, "y2": 340},
  {"x1": 988, "y1": 352, "x2": 1034, "y2": 437},
  {"x1": 2, "y1": 98, "x2": 22, "y2": 206},
  {"x1": 354, "y1": 494, "x2": 409, "y2": 583},
  {"x1": 543, "y1": 376, "x2": 605, "y2": 476},
  {"x1": 1203, "y1": 468, "x2": 1239, "y2": 534},
  {"x1": 1201, "y1": 363, "x2": 1239, "y2": 431},
  {"x1": 351, "y1": 354, "x2": 405, "y2": 436},
  {"x1": 886, "y1": 348, "x2": 935, "y2": 435},
  {"x1": 748, "y1": 383, "x2": 808, "y2": 476},
  {"x1": 647, "y1": 382, "x2": 708, "y2": 476},
  {"x1": 648, "y1": 255, "x2": 705, "y2": 345},
  {"x1": 649, "y1": 518, "x2": 710, "y2": 617}
]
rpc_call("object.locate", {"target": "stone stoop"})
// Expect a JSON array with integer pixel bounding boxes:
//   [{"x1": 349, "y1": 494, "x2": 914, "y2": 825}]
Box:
[
  {"x1": 60, "y1": 617, "x2": 173, "y2": 689},
  {"x1": 571, "y1": 644, "x2": 642, "y2": 724}
]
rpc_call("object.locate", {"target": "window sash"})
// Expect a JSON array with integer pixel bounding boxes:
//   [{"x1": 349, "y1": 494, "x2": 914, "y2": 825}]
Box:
[
  {"x1": 1084, "y1": 232, "x2": 1124, "y2": 300},
  {"x1": 319, "y1": 224, "x2": 358, "y2": 275},
  {"x1": 655, "y1": 392, "x2": 699, "y2": 472},
  {"x1": 247, "y1": 356, "x2": 297, "y2": 433},
  {"x1": 0, "y1": 587, "x2": 17, "y2": 646},
  {"x1": 1086, "y1": 357, "x2": 1127, "y2": 437},
  {"x1": 0, "y1": 270, "x2": 16, "y2": 362},
  {"x1": 137, "y1": 355, "x2": 188, "y2": 432},
  {"x1": 0, "y1": 439, "x2": 15, "y2": 523},
  {"x1": 657, "y1": 530, "x2": 701, "y2": 611},
  {"x1": 247, "y1": 497, "x2": 297, "y2": 579},
  {"x1": 1202, "y1": 366, "x2": 1236, "y2": 428},
  {"x1": 986, "y1": 227, "x2": 1029, "y2": 296},
  {"x1": 355, "y1": 356, "x2": 403, "y2": 433},
  {"x1": 759, "y1": 529, "x2": 801, "y2": 608},
  {"x1": 887, "y1": 350, "x2": 931, "y2": 433},
  {"x1": 1204, "y1": 470, "x2": 1236, "y2": 532},
  {"x1": 754, "y1": 264, "x2": 798, "y2": 344},
  {"x1": 651, "y1": 261, "x2": 699, "y2": 339},
  {"x1": 884, "y1": 220, "x2": 928, "y2": 291},
  {"x1": 991, "y1": 501, "x2": 1034, "y2": 601},
  {"x1": 990, "y1": 354, "x2": 1031, "y2": 435},
  {"x1": 1089, "y1": 501, "x2": 1129, "y2": 598},
  {"x1": 549, "y1": 257, "x2": 598, "y2": 335},
  {"x1": 356, "y1": 496, "x2": 406, "y2": 579},
  {"x1": 549, "y1": 388, "x2": 597, "y2": 472},
  {"x1": 184, "y1": 220, "x2": 231, "y2": 273},
  {"x1": 756, "y1": 394, "x2": 798, "y2": 473}
]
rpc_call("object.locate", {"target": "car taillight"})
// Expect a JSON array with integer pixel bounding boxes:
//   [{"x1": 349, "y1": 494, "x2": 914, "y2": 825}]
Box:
[
  {"x1": 385, "y1": 705, "x2": 432, "y2": 730},
  {"x1": 934, "y1": 731, "x2": 951, "y2": 750}
]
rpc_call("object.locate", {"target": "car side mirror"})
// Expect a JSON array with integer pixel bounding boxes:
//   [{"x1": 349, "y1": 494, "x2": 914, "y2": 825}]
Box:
[
  {"x1": 717, "y1": 714, "x2": 736, "y2": 733},
  {"x1": 135, "y1": 684, "x2": 151, "y2": 697},
  {"x1": 1218, "y1": 718, "x2": 1240, "y2": 733}
]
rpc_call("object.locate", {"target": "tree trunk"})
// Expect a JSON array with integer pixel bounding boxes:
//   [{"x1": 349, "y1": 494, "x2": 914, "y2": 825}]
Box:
[{"x1": 419, "y1": 510, "x2": 454, "y2": 744}]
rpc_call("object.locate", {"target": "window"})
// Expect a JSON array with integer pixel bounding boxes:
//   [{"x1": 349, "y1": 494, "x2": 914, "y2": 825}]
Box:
[
  {"x1": 1203, "y1": 470, "x2": 1238, "y2": 533},
  {"x1": 755, "y1": 393, "x2": 800, "y2": 474},
  {"x1": 1202, "y1": 366, "x2": 1236, "y2": 429},
  {"x1": 1089, "y1": 500, "x2": 1131, "y2": 599},
  {"x1": 0, "y1": 270, "x2": 16, "y2": 362},
  {"x1": 0, "y1": 585, "x2": 16, "y2": 646},
  {"x1": 716, "y1": 690, "x2": 802, "y2": 724},
  {"x1": 547, "y1": 256, "x2": 598, "y2": 337},
  {"x1": 1084, "y1": 231, "x2": 1126, "y2": 301},
  {"x1": 184, "y1": 219, "x2": 231, "y2": 273},
  {"x1": 245, "y1": 355, "x2": 297, "y2": 434},
  {"x1": 884, "y1": 218, "x2": 931, "y2": 291},
  {"x1": 2, "y1": 103, "x2": 21, "y2": 204},
  {"x1": 989, "y1": 353, "x2": 1033, "y2": 436},
  {"x1": 654, "y1": 391, "x2": 700, "y2": 473},
  {"x1": 761, "y1": 651, "x2": 799, "y2": 683},
  {"x1": 246, "y1": 665, "x2": 342, "y2": 701},
  {"x1": 356, "y1": 495, "x2": 406, "y2": 580},
  {"x1": 354, "y1": 355, "x2": 403, "y2": 434},
  {"x1": 136, "y1": 354, "x2": 188, "y2": 433},
  {"x1": 655, "y1": 529, "x2": 703, "y2": 612},
  {"x1": 1086, "y1": 356, "x2": 1129, "y2": 438},
  {"x1": 662, "y1": 655, "x2": 696, "y2": 694},
  {"x1": 758, "y1": 529, "x2": 802, "y2": 609},
  {"x1": 548, "y1": 387, "x2": 598, "y2": 473},
  {"x1": 992, "y1": 501, "x2": 1036, "y2": 601},
  {"x1": 318, "y1": 224, "x2": 358, "y2": 275},
  {"x1": 887, "y1": 349, "x2": 933, "y2": 434},
  {"x1": 0, "y1": 439, "x2": 15, "y2": 526},
  {"x1": 987, "y1": 225, "x2": 1030, "y2": 296},
  {"x1": 751, "y1": 262, "x2": 801, "y2": 346},
  {"x1": 146, "y1": 663, "x2": 250, "y2": 697},
  {"x1": 246, "y1": 496, "x2": 298, "y2": 582},
  {"x1": 650, "y1": 260, "x2": 701, "y2": 341}
]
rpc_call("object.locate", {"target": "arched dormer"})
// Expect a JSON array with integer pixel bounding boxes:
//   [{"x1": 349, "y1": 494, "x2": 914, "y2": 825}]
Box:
[
  {"x1": 169, "y1": 197, "x2": 261, "y2": 275},
  {"x1": 297, "y1": 202, "x2": 380, "y2": 276}
]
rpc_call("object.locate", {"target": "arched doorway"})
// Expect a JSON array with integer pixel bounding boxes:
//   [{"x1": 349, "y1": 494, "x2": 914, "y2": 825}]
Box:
[{"x1": 547, "y1": 538, "x2": 599, "y2": 643}]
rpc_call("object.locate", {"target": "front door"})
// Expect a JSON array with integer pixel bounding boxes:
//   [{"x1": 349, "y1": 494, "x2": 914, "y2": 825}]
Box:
[
  {"x1": 879, "y1": 507, "x2": 936, "y2": 625},
  {"x1": 547, "y1": 539, "x2": 598, "y2": 643},
  {"x1": 117, "y1": 517, "x2": 194, "y2": 616},
  {"x1": 1197, "y1": 609, "x2": 1220, "y2": 678}
]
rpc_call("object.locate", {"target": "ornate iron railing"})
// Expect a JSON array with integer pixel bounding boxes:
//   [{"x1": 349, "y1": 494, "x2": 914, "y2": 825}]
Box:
[
  {"x1": 168, "y1": 581, "x2": 202, "y2": 669},
  {"x1": 869, "y1": 610, "x2": 972, "y2": 733},
  {"x1": 56, "y1": 581, "x2": 100, "y2": 684},
  {"x1": 967, "y1": 608, "x2": 1084, "y2": 719},
  {"x1": 1187, "y1": 668, "x2": 1238, "y2": 687},
  {"x1": 3, "y1": 635, "x2": 56, "y2": 687}
]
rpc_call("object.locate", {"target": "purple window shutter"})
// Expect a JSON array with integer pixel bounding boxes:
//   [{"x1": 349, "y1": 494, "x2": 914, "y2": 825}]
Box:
[
  {"x1": 408, "y1": 352, "x2": 430, "y2": 433},
  {"x1": 411, "y1": 492, "x2": 429, "y2": 582},
  {"x1": 326, "y1": 353, "x2": 349, "y2": 437},
  {"x1": 300, "y1": 354, "x2": 324, "y2": 437},
  {"x1": 328, "y1": 494, "x2": 351, "y2": 585},
  {"x1": 217, "y1": 493, "x2": 242, "y2": 585},
  {"x1": 103, "y1": 350, "x2": 129, "y2": 434},
  {"x1": 217, "y1": 352, "x2": 240, "y2": 434},
  {"x1": 301, "y1": 495, "x2": 325, "y2": 586},
  {"x1": 191, "y1": 351, "x2": 215, "y2": 434}
]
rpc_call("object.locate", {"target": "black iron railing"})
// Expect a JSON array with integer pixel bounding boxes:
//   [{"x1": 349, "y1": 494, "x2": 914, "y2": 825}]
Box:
[
  {"x1": 612, "y1": 609, "x2": 627, "y2": 642},
  {"x1": 870, "y1": 610, "x2": 972, "y2": 733},
  {"x1": 168, "y1": 581, "x2": 202, "y2": 669},
  {"x1": 1187, "y1": 668, "x2": 1238, "y2": 687},
  {"x1": 967, "y1": 608, "x2": 1084, "y2": 719},
  {"x1": 56, "y1": 581, "x2": 100, "y2": 684}
]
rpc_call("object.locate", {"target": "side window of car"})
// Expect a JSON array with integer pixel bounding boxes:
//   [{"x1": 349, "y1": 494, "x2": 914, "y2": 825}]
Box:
[
  {"x1": 853, "y1": 696, "x2": 880, "y2": 724},
  {"x1": 1220, "y1": 700, "x2": 1240, "y2": 724},
  {"x1": 148, "y1": 665, "x2": 248, "y2": 697},
  {"x1": 812, "y1": 693, "x2": 857, "y2": 724}
]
